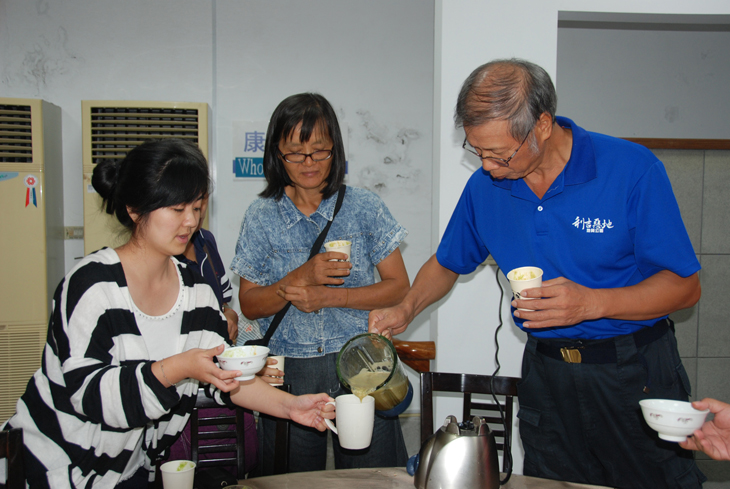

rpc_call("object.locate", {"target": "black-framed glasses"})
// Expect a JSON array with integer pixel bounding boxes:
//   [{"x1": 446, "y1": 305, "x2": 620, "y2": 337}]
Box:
[
  {"x1": 462, "y1": 130, "x2": 531, "y2": 167},
  {"x1": 278, "y1": 148, "x2": 333, "y2": 164}
]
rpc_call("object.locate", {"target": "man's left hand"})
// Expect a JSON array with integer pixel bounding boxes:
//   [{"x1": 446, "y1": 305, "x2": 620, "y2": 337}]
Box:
[{"x1": 511, "y1": 276, "x2": 601, "y2": 329}]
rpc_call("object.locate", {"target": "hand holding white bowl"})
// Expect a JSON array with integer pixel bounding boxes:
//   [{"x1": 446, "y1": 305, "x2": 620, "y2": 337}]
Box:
[
  {"x1": 640, "y1": 399, "x2": 710, "y2": 442},
  {"x1": 218, "y1": 346, "x2": 269, "y2": 381}
]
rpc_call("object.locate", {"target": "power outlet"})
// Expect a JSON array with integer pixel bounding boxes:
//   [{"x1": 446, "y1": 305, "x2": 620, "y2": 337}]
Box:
[{"x1": 64, "y1": 226, "x2": 84, "y2": 240}]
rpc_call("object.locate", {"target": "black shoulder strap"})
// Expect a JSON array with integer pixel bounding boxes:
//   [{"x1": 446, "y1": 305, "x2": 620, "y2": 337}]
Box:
[
  {"x1": 247, "y1": 185, "x2": 346, "y2": 347},
  {"x1": 308, "y1": 184, "x2": 346, "y2": 260}
]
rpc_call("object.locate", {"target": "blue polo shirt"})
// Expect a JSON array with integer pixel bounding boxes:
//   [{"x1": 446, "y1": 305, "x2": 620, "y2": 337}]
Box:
[{"x1": 436, "y1": 117, "x2": 700, "y2": 339}]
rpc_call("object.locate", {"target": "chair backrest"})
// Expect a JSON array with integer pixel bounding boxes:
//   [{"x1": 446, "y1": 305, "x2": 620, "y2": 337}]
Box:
[
  {"x1": 0, "y1": 428, "x2": 25, "y2": 489},
  {"x1": 190, "y1": 387, "x2": 249, "y2": 478},
  {"x1": 190, "y1": 384, "x2": 291, "y2": 477},
  {"x1": 420, "y1": 372, "x2": 519, "y2": 474}
]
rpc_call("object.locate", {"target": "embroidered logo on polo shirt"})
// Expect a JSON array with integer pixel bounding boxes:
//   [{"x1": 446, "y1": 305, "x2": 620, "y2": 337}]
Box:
[{"x1": 573, "y1": 217, "x2": 614, "y2": 234}]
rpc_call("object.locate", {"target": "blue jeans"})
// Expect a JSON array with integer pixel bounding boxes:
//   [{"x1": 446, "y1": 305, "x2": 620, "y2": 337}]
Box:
[
  {"x1": 254, "y1": 353, "x2": 407, "y2": 475},
  {"x1": 518, "y1": 323, "x2": 706, "y2": 489}
]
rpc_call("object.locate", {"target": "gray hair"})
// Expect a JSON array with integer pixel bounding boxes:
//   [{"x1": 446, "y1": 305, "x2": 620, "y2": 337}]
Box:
[{"x1": 454, "y1": 58, "x2": 557, "y2": 141}]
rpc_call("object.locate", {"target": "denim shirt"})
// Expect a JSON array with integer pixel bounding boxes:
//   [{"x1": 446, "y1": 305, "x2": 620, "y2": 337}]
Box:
[{"x1": 230, "y1": 186, "x2": 408, "y2": 358}]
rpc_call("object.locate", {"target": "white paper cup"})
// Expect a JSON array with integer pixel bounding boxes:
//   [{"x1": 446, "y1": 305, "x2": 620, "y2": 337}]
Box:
[
  {"x1": 269, "y1": 355, "x2": 285, "y2": 385},
  {"x1": 269, "y1": 355, "x2": 285, "y2": 371},
  {"x1": 324, "y1": 394, "x2": 375, "y2": 450},
  {"x1": 325, "y1": 240, "x2": 351, "y2": 262},
  {"x1": 160, "y1": 460, "x2": 195, "y2": 489},
  {"x1": 506, "y1": 266, "x2": 543, "y2": 311}
]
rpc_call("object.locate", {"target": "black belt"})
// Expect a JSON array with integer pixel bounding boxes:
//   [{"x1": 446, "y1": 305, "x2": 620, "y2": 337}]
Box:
[{"x1": 535, "y1": 318, "x2": 672, "y2": 364}]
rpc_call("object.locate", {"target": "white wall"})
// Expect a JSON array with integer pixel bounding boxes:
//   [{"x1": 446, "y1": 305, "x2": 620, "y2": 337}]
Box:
[
  {"x1": 557, "y1": 23, "x2": 730, "y2": 138},
  {"x1": 0, "y1": 0, "x2": 215, "y2": 269},
  {"x1": 435, "y1": 0, "x2": 730, "y2": 474}
]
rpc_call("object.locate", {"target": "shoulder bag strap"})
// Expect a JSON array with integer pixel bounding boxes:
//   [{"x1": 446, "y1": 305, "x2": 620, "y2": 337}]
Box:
[{"x1": 250, "y1": 185, "x2": 347, "y2": 347}]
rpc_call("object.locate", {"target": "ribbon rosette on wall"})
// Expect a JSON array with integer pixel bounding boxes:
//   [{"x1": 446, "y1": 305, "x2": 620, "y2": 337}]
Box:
[{"x1": 24, "y1": 174, "x2": 38, "y2": 207}]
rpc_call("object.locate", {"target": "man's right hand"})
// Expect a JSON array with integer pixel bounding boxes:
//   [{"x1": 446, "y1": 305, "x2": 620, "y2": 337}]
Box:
[
  {"x1": 368, "y1": 303, "x2": 413, "y2": 338},
  {"x1": 368, "y1": 254, "x2": 459, "y2": 339}
]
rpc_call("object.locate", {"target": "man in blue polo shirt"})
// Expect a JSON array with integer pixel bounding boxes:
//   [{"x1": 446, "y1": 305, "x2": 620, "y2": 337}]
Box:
[{"x1": 369, "y1": 58, "x2": 704, "y2": 489}]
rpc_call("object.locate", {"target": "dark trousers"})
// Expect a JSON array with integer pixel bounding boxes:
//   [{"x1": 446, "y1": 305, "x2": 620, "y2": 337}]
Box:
[
  {"x1": 254, "y1": 353, "x2": 408, "y2": 476},
  {"x1": 518, "y1": 323, "x2": 706, "y2": 489},
  {"x1": 115, "y1": 466, "x2": 149, "y2": 488}
]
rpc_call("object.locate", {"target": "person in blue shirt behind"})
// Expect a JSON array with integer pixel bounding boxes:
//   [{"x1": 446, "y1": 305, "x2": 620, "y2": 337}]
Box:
[
  {"x1": 230, "y1": 93, "x2": 410, "y2": 475},
  {"x1": 177, "y1": 195, "x2": 239, "y2": 343},
  {"x1": 368, "y1": 59, "x2": 704, "y2": 489}
]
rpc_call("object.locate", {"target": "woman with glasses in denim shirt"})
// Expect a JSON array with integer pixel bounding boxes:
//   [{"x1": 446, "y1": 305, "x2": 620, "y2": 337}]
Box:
[{"x1": 230, "y1": 93, "x2": 410, "y2": 474}]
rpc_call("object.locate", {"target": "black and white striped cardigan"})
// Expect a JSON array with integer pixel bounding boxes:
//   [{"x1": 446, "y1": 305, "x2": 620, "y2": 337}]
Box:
[{"x1": 3, "y1": 248, "x2": 231, "y2": 488}]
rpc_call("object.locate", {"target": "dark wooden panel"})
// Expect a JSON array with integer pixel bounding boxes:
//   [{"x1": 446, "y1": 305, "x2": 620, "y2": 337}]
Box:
[{"x1": 623, "y1": 138, "x2": 730, "y2": 150}]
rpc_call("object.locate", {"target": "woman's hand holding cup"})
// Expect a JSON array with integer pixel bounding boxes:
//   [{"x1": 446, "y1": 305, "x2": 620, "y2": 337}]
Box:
[
  {"x1": 257, "y1": 356, "x2": 285, "y2": 385},
  {"x1": 256, "y1": 355, "x2": 285, "y2": 386},
  {"x1": 287, "y1": 393, "x2": 336, "y2": 432}
]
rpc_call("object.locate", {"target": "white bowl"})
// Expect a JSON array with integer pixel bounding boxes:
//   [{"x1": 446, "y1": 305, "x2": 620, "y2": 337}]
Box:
[
  {"x1": 639, "y1": 399, "x2": 709, "y2": 442},
  {"x1": 218, "y1": 346, "x2": 269, "y2": 381}
]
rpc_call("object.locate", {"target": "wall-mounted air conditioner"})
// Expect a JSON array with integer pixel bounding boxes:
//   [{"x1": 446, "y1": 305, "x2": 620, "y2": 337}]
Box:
[
  {"x1": 0, "y1": 98, "x2": 64, "y2": 421},
  {"x1": 81, "y1": 101, "x2": 211, "y2": 255}
]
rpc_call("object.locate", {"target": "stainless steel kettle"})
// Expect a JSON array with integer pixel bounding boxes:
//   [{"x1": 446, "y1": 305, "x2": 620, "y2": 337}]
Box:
[{"x1": 410, "y1": 415, "x2": 500, "y2": 489}]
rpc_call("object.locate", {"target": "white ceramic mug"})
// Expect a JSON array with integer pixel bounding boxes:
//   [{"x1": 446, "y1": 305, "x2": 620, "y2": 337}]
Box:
[
  {"x1": 324, "y1": 394, "x2": 375, "y2": 449},
  {"x1": 160, "y1": 460, "x2": 196, "y2": 489}
]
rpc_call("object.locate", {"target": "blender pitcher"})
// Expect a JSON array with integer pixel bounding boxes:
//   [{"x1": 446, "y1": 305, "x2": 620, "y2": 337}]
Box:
[{"x1": 336, "y1": 333, "x2": 413, "y2": 416}]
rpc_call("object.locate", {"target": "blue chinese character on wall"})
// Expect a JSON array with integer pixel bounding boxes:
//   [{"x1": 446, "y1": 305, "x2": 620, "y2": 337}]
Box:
[
  {"x1": 244, "y1": 131, "x2": 265, "y2": 153},
  {"x1": 233, "y1": 130, "x2": 266, "y2": 178}
]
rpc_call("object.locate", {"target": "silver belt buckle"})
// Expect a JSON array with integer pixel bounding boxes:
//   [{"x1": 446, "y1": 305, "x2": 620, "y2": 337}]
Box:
[{"x1": 560, "y1": 347, "x2": 582, "y2": 363}]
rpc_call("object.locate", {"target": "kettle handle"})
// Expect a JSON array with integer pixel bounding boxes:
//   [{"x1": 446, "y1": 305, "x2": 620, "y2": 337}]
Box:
[{"x1": 406, "y1": 453, "x2": 419, "y2": 476}]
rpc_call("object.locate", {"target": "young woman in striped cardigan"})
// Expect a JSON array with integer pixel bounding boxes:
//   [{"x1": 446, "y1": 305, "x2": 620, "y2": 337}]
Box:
[{"x1": 2, "y1": 138, "x2": 334, "y2": 488}]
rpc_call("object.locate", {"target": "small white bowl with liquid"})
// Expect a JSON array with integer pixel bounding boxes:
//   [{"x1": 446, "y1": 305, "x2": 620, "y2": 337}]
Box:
[
  {"x1": 218, "y1": 345, "x2": 269, "y2": 381},
  {"x1": 639, "y1": 399, "x2": 709, "y2": 442}
]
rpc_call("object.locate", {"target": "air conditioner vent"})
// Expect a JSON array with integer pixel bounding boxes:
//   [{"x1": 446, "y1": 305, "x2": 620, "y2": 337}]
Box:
[
  {"x1": 82, "y1": 100, "x2": 209, "y2": 255},
  {"x1": 0, "y1": 104, "x2": 33, "y2": 163},
  {"x1": 0, "y1": 324, "x2": 47, "y2": 421},
  {"x1": 89, "y1": 106, "x2": 201, "y2": 164}
]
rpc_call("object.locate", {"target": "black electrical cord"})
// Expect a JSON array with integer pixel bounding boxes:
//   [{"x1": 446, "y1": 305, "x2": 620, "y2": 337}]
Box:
[{"x1": 490, "y1": 266, "x2": 512, "y2": 485}]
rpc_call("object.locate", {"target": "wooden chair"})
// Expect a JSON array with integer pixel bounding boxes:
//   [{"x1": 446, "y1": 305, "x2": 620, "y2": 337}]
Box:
[
  {"x1": 392, "y1": 339, "x2": 436, "y2": 373},
  {"x1": 420, "y1": 372, "x2": 519, "y2": 474},
  {"x1": 190, "y1": 387, "x2": 251, "y2": 478},
  {"x1": 0, "y1": 428, "x2": 24, "y2": 489}
]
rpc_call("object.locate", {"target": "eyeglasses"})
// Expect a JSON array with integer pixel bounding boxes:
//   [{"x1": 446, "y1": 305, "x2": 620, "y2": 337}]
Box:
[
  {"x1": 462, "y1": 130, "x2": 531, "y2": 167},
  {"x1": 278, "y1": 148, "x2": 333, "y2": 164}
]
